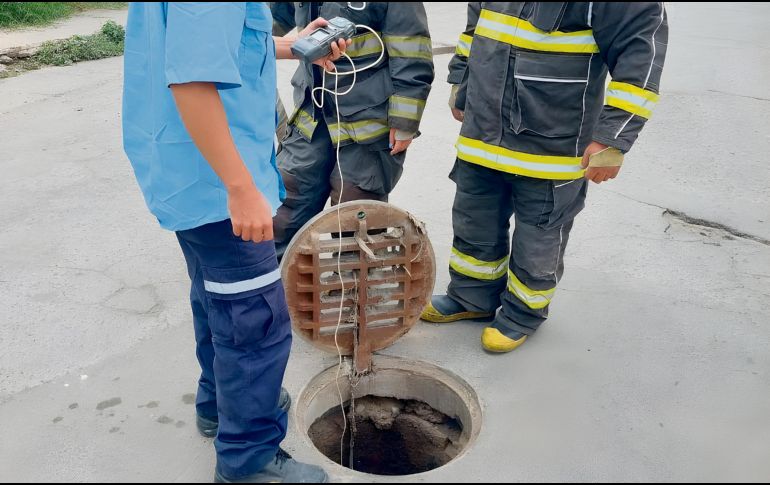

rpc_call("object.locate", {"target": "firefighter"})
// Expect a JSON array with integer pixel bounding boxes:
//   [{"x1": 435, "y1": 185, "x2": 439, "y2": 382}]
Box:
[
  {"x1": 422, "y1": 2, "x2": 668, "y2": 353},
  {"x1": 271, "y1": 2, "x2": 435, "y2": 260}
]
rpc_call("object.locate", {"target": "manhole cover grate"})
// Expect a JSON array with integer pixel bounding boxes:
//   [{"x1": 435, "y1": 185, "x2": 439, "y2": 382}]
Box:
[{"x1": 281, "y1": 201, "x2": 435, "y2": 372}]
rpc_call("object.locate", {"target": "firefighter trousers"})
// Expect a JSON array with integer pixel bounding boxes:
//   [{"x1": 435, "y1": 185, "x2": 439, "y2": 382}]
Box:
[{"x1": 447, "y1": 159, "x2": 588, "y2": 337}]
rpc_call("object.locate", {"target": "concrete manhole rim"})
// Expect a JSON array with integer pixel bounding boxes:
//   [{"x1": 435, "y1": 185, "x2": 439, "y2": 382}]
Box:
[{"x1": 295, "y1": 354, "x2": 483, "y2": 480}]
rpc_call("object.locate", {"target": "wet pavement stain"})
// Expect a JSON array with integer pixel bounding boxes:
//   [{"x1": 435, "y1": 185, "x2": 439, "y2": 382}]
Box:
[
  {"x1": 139, "y1": 401, "x2": 159, "y2": 409},
  {"x1": 53, "y1": 417, "x2": 63, "y2": 424},
  {"x1": 182, "y1": 394, "x2": 195, "y2": 405},
  {"x1": 96, "y1": 397, "x2": 122, "y2": 411},
  {"x1": 68, "y1": 403, "x2": 79, "y2": 410},
  {"x1": 156, "y1": 415, "x2": 174, "y2": 425}
]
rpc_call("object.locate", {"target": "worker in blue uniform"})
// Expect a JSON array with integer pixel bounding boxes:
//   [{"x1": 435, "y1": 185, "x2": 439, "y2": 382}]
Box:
[{"x1": 122, "y1": 2, "x2": 349, "y2": 482}]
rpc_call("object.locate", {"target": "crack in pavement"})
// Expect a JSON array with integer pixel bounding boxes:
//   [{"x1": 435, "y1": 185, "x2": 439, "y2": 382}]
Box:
[
  {"x1": 603, "y1": 188, "x2": 770, "y2": 247},
  {"x1": 663, "y1": 209, "x2": 770, "y2": 247},
  {"x1": 707, "y1": 89, "x2": 770, "y2": 103}
]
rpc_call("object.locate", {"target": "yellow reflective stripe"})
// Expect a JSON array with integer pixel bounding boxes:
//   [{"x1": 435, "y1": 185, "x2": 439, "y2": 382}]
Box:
[
  {"x1": 507, "y1": 269, "x2": 555, "y2": 310},
  {"x1": 329, "y1": 119, "x2": 390, "y2": 144},
  {"x1": 450, "y1": 247, "x2": 508, "y2": 281},
  {"x1": 388, "y1": 95, "x2": 426, "y2": 121},
  {"x1": 476, "y1": 9, "x2": 599, "y2": 54},
  {"x1": 291, "y1": 109, "x2": 317, "y2": 139},
  {"x1": 456, "y1": 33, "x2": 473, "y2": 57},
  {"x1": 606, "y1": 81, "x2": 659, "y2": 120},
  {"x1": 608, "y1": 81, "x2": 660, "y2": 102},
  {"x1": 456, "y1": 136, "x2": 585, "y2": 180},
  {"x1": 383, "y1": 35, "x2": 433, "y2": 60},
  {"x1": 347, "y1": 31, "x2": 383, "y2": 58}
]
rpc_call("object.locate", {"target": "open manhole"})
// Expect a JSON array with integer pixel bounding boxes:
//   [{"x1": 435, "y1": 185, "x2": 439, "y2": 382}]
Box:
[
  {"x1": 284, "y1": 202, "x2": 481, "y2": 477},
  {"x1": 296, "y1": 355, "x2": 482, "y2": 477}
]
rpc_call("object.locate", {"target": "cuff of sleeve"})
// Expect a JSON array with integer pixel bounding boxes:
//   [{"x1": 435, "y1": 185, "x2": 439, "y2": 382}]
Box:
[
  {"x1": 394, "y1": 129, "x2": 416, "y2": 141},
  {"x1": 388, "y1": 117, "x2": 419, "y2": 133},
  {"x1": 591, "y1": 133, "x2": 632, "y2": 154},
  {"x1": 166, "y1": 70, "x2": 242, "y2": 91}
]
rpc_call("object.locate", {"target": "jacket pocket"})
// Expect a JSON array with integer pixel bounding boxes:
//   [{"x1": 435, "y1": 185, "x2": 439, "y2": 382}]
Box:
[{"x1": 510, "y1": 51, "x2": 591, "y2": 138}]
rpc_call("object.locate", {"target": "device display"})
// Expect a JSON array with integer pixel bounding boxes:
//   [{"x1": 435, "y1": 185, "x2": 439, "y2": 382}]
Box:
[{"x1": 291, "y1": 17, "x2": 358, "y2": 64}]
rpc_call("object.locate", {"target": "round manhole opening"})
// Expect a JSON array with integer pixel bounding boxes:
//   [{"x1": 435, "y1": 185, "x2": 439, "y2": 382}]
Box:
[{"x1": 296, "y1": 355, "x2": 482, "y2": 477}]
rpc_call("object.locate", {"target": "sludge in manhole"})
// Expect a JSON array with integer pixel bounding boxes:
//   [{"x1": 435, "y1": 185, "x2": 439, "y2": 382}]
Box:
[{"x1": 308, "y1": 395, "x2": 465, "y2": 476}]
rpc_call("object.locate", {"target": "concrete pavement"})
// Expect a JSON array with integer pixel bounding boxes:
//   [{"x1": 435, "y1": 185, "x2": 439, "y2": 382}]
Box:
[{"x1": 1, "y1": 3, "x2": 769, "y2": 482}]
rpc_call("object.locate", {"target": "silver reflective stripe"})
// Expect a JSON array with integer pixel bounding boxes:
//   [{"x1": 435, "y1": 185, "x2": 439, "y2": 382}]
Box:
[
  {"x1": 389, "y1": 96, "x2": 425, "y2": 120},
  {"x1": 606, "y1": 89, "x2": 657, "y2": 112},
  {"x1": 348, "y1": 32, "x2": 383, "y2": 58},
  {"x1": 351, "y1": 122, "x2": 389, "y2": 139},
  {"x1": 457, "y1": 142, "x2": 583, "y2": 175},
  {"x1": 514, "y1": 74, "x2": 587, "y2": 84},
  {"x1": 456, "y1": 35, "x2": 472, "y2": 56},
  {"x1": 330, "y1": 119, "x2": 389, "y2": 143},
  {"x1": 384, "y1": 36, "x2": 433, "y2": 60},
  {"x1": 204, "y1": 268, "x2": 281, "y2": 295},
  {"x1": 450, "y1": 249, "x2": 508, "y2": 280},
  {"x1": 393, "y1": 103, "x2": 419, "y2": 115},
  {"x1": 477, "y1": 17, "x2": 596, "y2": 47},
  {"x1": 507, "y1": 269, "x2": 555, "y2": 310}
]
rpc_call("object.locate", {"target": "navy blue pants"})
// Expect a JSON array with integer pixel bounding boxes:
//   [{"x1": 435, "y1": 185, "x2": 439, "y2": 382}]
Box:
[{"x1": 176, "y1": 219, "x2": 292, "y2": 479}]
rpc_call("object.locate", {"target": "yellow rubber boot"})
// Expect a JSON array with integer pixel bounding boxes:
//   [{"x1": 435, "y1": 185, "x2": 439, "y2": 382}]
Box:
[
  {"x1": 481, "y1": 328, "x2": 527, "y2": 353},
  {"x1": 420, "y1": 296, "x2": 495, "y2": 324}
]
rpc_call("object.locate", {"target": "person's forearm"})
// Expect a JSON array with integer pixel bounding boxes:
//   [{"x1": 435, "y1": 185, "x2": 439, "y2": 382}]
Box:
[
  {"x1": 274, "y1": 34, "x2": 298, "y2": 60},
  {"x1": 169, "y1": 82, "x2": 253, "y2": 191}
]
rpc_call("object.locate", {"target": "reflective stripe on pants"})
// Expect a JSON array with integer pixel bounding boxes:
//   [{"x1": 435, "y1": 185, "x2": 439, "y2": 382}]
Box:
[{"x1": 447, "y1": 159, "x2": 586, "y2": 336}]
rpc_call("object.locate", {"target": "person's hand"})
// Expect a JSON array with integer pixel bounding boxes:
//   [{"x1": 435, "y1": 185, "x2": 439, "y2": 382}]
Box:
[
  {"x1": 228, "y1": 183, "x2": 274, "y2": 243},
  {"x1": 448, "y1": 85, "x2": 464, "y2": 122},
  {"x1": 581, "y1": 141, "x2": 621, "y2": 184},
  {"x1": 389, "y1": 128, "x2": 413, "y2": 155},
  {"x1": 299, "y1": 18, "x2": 352, "y2": 71}
]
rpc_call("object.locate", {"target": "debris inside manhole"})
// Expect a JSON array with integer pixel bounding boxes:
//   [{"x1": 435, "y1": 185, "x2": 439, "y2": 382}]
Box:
[{"x1": 308, "y1": 395, "x2": 464, "y2": 476}]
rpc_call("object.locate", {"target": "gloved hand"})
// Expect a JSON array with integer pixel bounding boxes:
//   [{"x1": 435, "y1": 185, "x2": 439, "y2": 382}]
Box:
[
  {"x1": 581, "y1": 142, "x2": 624, "y2": 184},
  {"x1": 448, "y1": 84, "x2": 464, "y2": 122}
]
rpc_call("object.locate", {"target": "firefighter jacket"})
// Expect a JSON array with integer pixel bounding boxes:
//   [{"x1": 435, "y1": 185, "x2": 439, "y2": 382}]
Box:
[
  {"x1": 278, "y1": 2, "x2": 435, "y2": 146},
  {"x1": 448, "y1": 2, "x2": 668, "y2": 180}
]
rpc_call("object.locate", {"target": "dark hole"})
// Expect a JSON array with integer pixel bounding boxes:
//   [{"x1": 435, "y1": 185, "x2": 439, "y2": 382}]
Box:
[{"x1": 308, "y1": 396, "x2": 463, "y2": 476}]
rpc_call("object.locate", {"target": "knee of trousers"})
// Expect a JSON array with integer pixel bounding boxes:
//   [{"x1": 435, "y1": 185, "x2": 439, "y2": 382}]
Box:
[
  {"x1": 510, "y1": 220, "x2": 566, "y2": 281},
  {"x1": 451, "y1": 194, "x2": 511, "y2": 261}
]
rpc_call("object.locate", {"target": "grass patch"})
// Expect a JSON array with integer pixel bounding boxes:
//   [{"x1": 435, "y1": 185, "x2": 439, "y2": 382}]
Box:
[
  {"x1": 0, "y1": 2, "x2": 127, "y2": 29},
  {"x1": 0, "y1": 20, "x2": 124, "y2": 79},
  {"x1": 36, "y1": 19, "x2": 124, "y2": 65}
]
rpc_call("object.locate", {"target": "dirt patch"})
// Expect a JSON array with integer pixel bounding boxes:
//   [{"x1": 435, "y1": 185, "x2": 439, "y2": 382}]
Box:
[{"x1": 308, "y1": 395, "x2": 464, "y2": 476}]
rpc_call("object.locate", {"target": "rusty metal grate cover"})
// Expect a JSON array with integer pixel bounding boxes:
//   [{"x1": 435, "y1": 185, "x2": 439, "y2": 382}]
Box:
[{"x1": 281, "y1": 201, "x2": 435, "y2": 372}]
